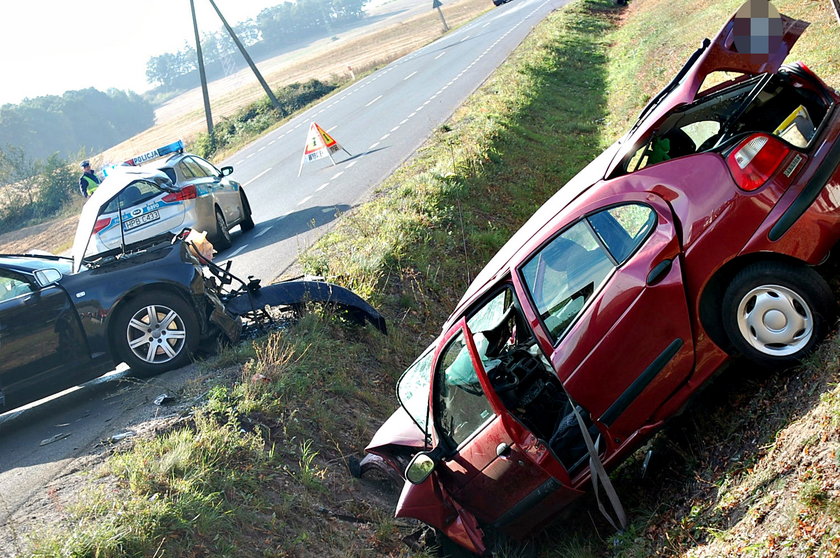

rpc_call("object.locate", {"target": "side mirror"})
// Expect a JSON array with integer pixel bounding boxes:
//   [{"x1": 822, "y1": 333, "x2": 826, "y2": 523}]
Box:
[
  {"x1": 220, "y1": 166, "x2": 234, "y2": 177},
  {"x1": 405, "y1": 451, "x2": 436, "y2": 485},
  {"x1": 33, "y1": 268, "x2": 62, "y2": 288}
]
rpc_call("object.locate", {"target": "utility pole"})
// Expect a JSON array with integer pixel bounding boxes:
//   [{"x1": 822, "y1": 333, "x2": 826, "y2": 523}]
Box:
[
  {"x1": 433, "y1": 0, "x2": 449, "y2": 32},
  {"x1": 190, "y1": 0, "x2": 214, "y2": 139},
  {"x1": 206, "y1": 0, "x2": 284, "y2": 113}
]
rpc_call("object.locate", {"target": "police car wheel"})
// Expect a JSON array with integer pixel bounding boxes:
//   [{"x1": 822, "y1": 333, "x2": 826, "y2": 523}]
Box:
[
  {"x1": 212, "y1": 208, "x2": 232, "y2": 249},
  {"x1": 239, "y1": 191, "x2": 255, "y2": 232}
]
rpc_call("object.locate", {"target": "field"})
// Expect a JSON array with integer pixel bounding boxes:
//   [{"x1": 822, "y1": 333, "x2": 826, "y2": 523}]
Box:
[{"x1": 0, "y1": 0, "x2": 491, "y2": 256}]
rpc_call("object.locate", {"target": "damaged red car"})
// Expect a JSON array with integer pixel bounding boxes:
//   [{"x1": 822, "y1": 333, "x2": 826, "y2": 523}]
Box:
[{"x1": 358, "y1": 3, "x2": 840, "y2": 555}]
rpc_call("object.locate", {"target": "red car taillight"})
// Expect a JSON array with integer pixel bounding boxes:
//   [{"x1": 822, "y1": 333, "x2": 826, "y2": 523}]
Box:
[
  {"x1": 162, "y1": 184, "x2": 198, "y2": 202},
  {"x1": 93, "y1": 218, "x2": 111, "y2": 233},
  {"x1": 726, "y1": 133, "x2": 790, "y2": 192}
]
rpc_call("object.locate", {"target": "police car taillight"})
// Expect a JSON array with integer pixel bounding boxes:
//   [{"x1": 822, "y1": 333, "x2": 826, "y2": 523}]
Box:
[
  {"x1": 163, "y1": 185, "x2": 198, "y2": 202},
  {"x1": 93, "y1": 218, "x2": 111, "y2": 234},
  {"x1": 726, "y1": 133, "x2": 790, "y2": 192}
]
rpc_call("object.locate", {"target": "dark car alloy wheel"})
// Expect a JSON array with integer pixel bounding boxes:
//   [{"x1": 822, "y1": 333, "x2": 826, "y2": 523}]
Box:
[
  {"x1": 722, "y1": 262, "x2": 836, "y2": 367},
  {"x1": 213, "y1": 207, "x2": 232, "y2": 249},
  {"x1": 113, "y1": 291, "x2": 199, "y2": 374}
]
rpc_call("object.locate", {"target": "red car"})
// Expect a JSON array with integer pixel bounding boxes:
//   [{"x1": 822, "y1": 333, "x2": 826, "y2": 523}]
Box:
[{"x1": 359, "y1": 3, "x2": 840, "y2": 555}]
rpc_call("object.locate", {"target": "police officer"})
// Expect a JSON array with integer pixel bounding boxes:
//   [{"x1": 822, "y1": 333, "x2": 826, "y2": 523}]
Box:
[{"x1": 79, "y1": 160, "x2": 100, "y2": 198}]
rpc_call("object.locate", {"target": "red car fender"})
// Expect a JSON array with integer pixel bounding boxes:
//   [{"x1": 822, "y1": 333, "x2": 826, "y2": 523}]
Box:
[{"x1": 396, "y1": 474, "x2": 486, "y2": 555}]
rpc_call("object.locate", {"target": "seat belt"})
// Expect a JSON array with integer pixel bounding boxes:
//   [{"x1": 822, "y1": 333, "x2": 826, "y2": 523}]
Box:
[{"x1": 566, "y1": 394, "x2": 628, "y2": 531}]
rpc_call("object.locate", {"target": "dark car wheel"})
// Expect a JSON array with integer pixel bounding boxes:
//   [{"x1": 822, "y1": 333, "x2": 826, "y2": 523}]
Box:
[
  {"x1": 112, "y1": 291, "x2": 200, "y2": 375},
  {"x1": 722, "y1": 262, "x2": 836, "y2": 368},
  {"x1": 239, "y1": 190, "x2": 255, "y2": 232},
  {"x1": 212, "y1": 207, "x2": 232, "y2": 250}
]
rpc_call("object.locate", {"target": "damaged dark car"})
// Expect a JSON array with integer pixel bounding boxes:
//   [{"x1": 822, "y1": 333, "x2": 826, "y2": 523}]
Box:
[{"x1": 0, "y1": 168, "x2": 385, "y2": 413}]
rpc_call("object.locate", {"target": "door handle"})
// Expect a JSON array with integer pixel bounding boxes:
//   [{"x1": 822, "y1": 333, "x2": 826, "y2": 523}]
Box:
[
  {"x1": 496, "y1": 443, "x2": 511, "y2": 457},
  {"x1": 646, "y1": 258, "x2": 673, "y2": 285}
]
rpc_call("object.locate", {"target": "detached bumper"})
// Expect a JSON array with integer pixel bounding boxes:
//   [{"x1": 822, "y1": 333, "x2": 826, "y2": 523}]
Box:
[{"x1": 225, "y1": 280, "x2": 387, "y2": 334}]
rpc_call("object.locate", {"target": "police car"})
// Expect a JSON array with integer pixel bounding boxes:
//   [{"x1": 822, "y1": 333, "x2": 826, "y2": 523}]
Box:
[{"x1": 87, "y1": 141, "x2": 255, "y2": 255}]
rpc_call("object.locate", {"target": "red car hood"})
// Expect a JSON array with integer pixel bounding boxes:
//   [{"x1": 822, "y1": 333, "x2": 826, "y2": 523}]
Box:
[{"x1": 366, "y1": 405, "x2": 427, "y2": 454}]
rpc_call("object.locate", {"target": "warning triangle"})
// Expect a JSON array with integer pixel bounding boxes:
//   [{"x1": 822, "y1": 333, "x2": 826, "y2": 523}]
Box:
[{"x1": 298, "y1": 122, "x2": 352, "y2": 175}]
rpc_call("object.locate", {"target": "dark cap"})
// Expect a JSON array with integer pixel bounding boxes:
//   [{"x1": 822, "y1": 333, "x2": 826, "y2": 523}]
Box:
[{"x1": 81, "y1": 160, "x2": 91, "y2": 168}]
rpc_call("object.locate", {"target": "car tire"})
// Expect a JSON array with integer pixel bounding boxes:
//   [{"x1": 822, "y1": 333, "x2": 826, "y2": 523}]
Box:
[
  {"x1": 112, "y1": 291, "x2": 200, "y2": 375},
  {"x1": 212, "y1": 207, "x2": 232, "y2": 250},
  {"x1": 722, "y1": 262, "x2": 836, "y2": 368},
  {"x1": 239, "y1": 190, "x2": 255, "y2": 232}
]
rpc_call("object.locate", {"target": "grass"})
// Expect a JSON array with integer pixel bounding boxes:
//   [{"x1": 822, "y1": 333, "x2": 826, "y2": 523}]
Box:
[{"x1": 19, "y1": 0, "x2": 840, "y2": 556}]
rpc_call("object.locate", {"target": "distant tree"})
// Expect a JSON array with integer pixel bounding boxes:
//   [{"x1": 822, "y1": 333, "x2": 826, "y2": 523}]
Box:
[{"x1": 0, "y1": 89, "x2": 155, "y2": 164}]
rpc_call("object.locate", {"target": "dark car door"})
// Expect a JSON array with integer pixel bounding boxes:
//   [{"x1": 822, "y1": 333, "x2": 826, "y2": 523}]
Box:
[
  {"x1": 0, "y1": 269, "x2": 88, "y2": 409},
  {"x1": 517, "y1": 194, "x2": 695, "y2": 444},
  {"x1": 430, "y1": 290, "x2": 582, "y2": 527}
]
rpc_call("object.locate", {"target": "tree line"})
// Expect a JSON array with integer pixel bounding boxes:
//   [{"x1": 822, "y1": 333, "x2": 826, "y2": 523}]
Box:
[
  {"x1": 0, "y1": 88, "x2": 155, "y2": 163},
  {"x1": 146, "y1": 0, "x2": 369, "y2": 90}
]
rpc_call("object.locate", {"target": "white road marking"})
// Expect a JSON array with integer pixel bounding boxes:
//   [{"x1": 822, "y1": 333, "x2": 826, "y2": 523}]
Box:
[
  {"x1": 347, "y1": 161, "x2": 358, "y2": 168},
  {"x1": 331, "y1": 171, "x2": 344, "y2": 180},
  {"x1": 297, "y1": 195, "x2": 313, "y2": 206},
  {"x1": 391, "y1": 126, "x2": 400, "y2": 132},
  {"x1": 255, "y1": 225, "x2": 273, "y2": 238},
  {"x1": 380, "y1": 133, "x2": 390, "y2": 141},
  {"x1": 226, "y1": 246, "x2": 246, "y2": 258},
  {"x1": 365, "y1": 95, "x2": 383, "y2": 107},
  {"x1": 317, "y1": 183, "x2": 329, "y2": 191},
  {"x1": 257, "y1": 146, "x2": 266, "y2": 152},
  {"x1": 434, "y1": 51, "x2": 446, "y2": 60},
  {"x1": 246, "y1": 153, "x2": 255, "y2": 159},
  {"x1": 243, "y1": 168, "x2": 272, "y2": 187},
  {"x1": 400, "y1": 118, "x2": 409, "y2": 125},
  {"x1": 236, "y1": 159, "x2": 245, "y2": 165},
  {"x1": 404, "y1": 71, "x2": 418, "y2": 80},
  {"x1": 269, "y1": 140, "x2": 276, "y2": 145},
  {"x1": 368, "y1": 141, "x2": 381, "y2": 150}
]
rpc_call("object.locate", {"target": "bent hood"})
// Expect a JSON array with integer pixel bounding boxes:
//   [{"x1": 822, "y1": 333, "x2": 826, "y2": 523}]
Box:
[{"x1": 71, "y1": 168, "x2": 171, "y2": 273}]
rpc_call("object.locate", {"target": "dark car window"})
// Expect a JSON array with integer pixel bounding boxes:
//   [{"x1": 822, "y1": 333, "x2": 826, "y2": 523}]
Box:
[
  {"x1": 184, "y1": 157, "x2": 211, "y2": 178},
  {"x1": 435, "y1": 330, "x2": 494, "y2": 448},
  {"x1": 0, "y1": 270, "x2": 33, "y2": 302},
  {"x1": 177, "y1": 160, "x2": 197, "y2": 180},
  {"x1": 588, "y1": 204, "x2": 656, "y2": 263},
  {"x1": 189, "y1": 156, "x2": 220, "y2": 177},
  {"x1": 102, "y1": 180, "x2": 165, "y2": 213},
  {"x1": 520, "y1": 221, "x2": 614, "y2": 342},
  {"x1": 160, "y1": 167, "x2": 177, "y2": 184}
]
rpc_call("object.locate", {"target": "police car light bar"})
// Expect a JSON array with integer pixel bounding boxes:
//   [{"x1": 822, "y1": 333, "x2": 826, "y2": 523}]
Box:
[{"x1": 124, "y1": 140, "x2": 184, "y2": 166}]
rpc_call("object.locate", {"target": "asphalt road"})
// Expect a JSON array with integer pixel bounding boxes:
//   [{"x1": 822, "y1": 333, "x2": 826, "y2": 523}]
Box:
[
  {"x1": 213, "y1": 0, "x2": 569, "y2": 282},
  {"x1": 0, "y1": 0, "x2": 570, "y2": 547}
]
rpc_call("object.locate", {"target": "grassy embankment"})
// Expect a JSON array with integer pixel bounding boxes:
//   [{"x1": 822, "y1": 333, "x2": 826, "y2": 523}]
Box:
[
  {"x1": 22, "y1": 0, "x2": 840, "y2": 556},
  {"x1": 23, "y1": 0, "x2": 616, "y2": 556}
]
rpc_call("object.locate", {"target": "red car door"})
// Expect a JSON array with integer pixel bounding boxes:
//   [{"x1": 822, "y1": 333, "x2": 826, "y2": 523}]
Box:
[
  {"x1": 429, "y1": 308, "x2": 581, "y2": 528},
  {"x1": 516, "y1": 193, "x2": 695, "y2": 445}
]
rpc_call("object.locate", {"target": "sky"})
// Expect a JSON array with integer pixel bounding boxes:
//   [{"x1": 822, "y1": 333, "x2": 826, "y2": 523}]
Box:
[{"x1": 0, "y1": 0, "x2": 284, "y2": 106}]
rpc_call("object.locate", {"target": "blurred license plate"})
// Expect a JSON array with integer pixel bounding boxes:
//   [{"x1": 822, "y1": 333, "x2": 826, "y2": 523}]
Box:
[{"x1": 124, "y1": 210, "x2": 160, "y2": 230}]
